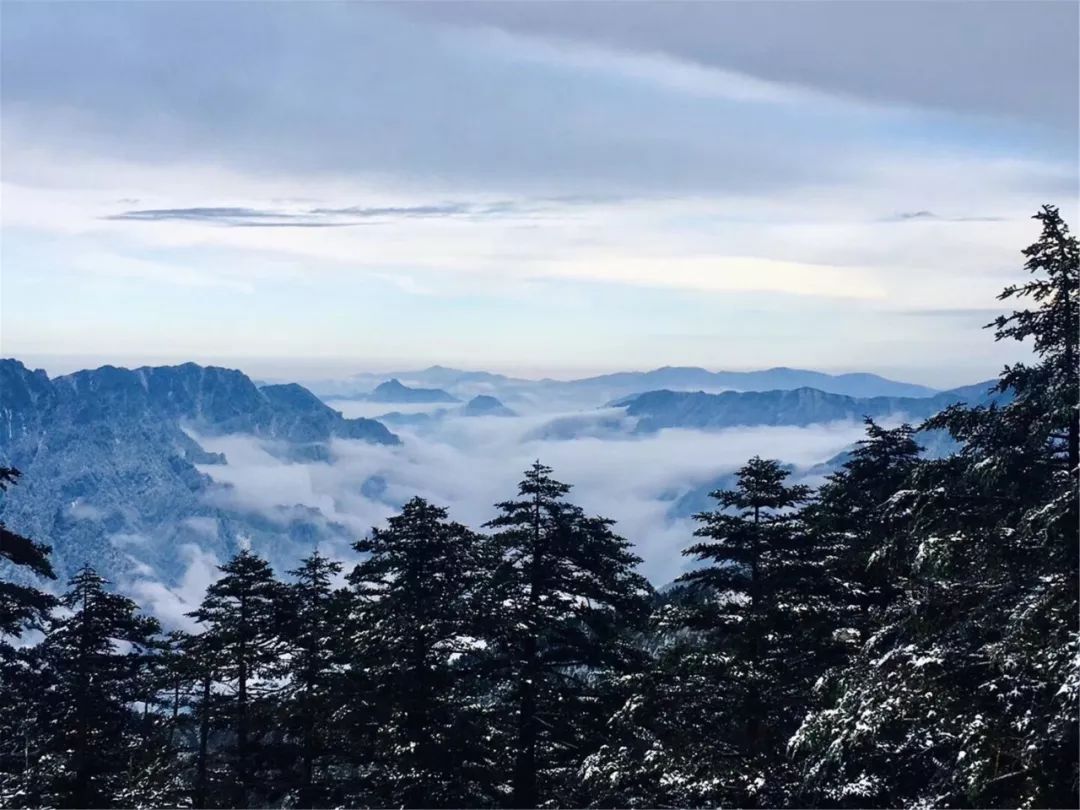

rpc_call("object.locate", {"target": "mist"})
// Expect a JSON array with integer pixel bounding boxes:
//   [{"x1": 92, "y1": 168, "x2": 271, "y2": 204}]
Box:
[{"x1": 189, "y1": 408, "x2": 866, "y2": 588}]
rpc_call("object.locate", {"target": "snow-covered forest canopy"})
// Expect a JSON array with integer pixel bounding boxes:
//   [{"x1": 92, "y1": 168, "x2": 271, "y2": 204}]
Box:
[{"x1": 1, "y1": 206, "x2": 1077, "y2": 808}]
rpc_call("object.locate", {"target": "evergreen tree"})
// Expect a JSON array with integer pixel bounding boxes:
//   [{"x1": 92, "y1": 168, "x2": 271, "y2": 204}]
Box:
[
  {"x1": 179, "y1": 630, "x2": 229, "y2": 810},
  {"x1": 0, "y1": 467, "x2": 58, "y2": 641},
  {"x1": 677, "y1": 456, "x2": 814, "y2": 805},
  {"x1": 485, "y1": 462, "x2": 652, "y2": 808},
  {"x1": 278, "y1": 550, "x2": 350, "y2": 808},
  {"x1": 347, "y1": 498, "x2": 497, "y2": 808},
  {"x1": 792, "y1": 205, "x2": 1079, "y2": 808},
  {"x1": 808, "y1": 420, "x2": 923, "y2": 642},
  {"x1": 578, "y1": 584, "x2": 740, "y2": 808},
  {"x1": 188, "y1": 549, "x2": 286, "y2": 808},
  {"x1": 132, "y1": 629, "x2": 206, "y2": 808},
  {"x1": 0, "y1": 468, "x2": 60, "y2": 805},
  {"x1": 21, "y1": 566, "x2": 162, "y2": 808}
]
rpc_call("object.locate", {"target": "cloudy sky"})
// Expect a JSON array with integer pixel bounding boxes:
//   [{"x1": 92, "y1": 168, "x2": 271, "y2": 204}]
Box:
[{"x1": 2, "y1": 1, "x2": 1076, "y2": 386}]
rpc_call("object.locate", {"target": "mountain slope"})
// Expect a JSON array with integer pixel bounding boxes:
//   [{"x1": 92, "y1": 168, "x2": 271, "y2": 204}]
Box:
[
  {"x1": 620, "y1": 384, "x2": 1001, "y2": 434},
  {"x1": 0, "y1": 359, "x2": 397, "y2": 590},
  {"x1": 367, "y1": 378, "x2": 460, "y2": 404},
  {"x1": 462, "y1": 395, "x2": 516, "y2": 417}
]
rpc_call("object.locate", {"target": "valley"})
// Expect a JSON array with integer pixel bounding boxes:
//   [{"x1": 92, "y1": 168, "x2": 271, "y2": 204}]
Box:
[{"x1": 0, "y1": 357, "x2": 993, "y2": 624}]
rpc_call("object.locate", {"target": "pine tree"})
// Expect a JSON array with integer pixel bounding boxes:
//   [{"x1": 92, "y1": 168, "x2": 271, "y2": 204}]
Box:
[
  {"x1": 188, "y1": 549, "x2": 286, "y2": 808},
  {"x1": 347, "y1": 497, "x2": 497, "y2": 808},
  {"x1": 677, "y1": 456, "x2": 813, "y2": 805},
  {"x1": 808, "y1": 420, "x2": 923, "y2": 642},
  {"x1": 278, "y1": 550, "x2": 350, "y2": 808},
  {"x1": 993, "y1": 204, "x2": 1079, "y2": 477},
  {"x1": 126, "y1": 629, "x2": 205, "y2": 808},
  {"x1": 578, "y1": 584, "x2": 740, "y2": 808},
  {"x1": 179, "y1": 630, "x2": 228, "y2": 810},
  {"x1": 792, "y1": 205, "x2": 1079, "y2": 807},
  {"x1": 0, "y1": 467, "x2": 58, "y2": 641},
  {"x1": 0, "y1": 467, "x2": 60, "y2": 806},
  {"x1": 485, "y1": 462, "x2": 652, "y2": 808},
  {"x1": 24, "y1": 566, "x2": 162, "y2": 808}
]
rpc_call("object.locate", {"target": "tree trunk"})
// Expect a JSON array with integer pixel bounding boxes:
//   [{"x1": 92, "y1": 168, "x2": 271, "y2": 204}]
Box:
[
  {"x1": 512, "y1": 489, "x2": 544, "y2": 809},
  {"x1": 513, "y1": 635, "x2": 539, "y2": 809},
  {"x1": 72, "y1": 582, "x2": 91, "y2": 809},
  {"x1": 195, "y1": 672, "x2": 212, "y2": 809},
  {"x1": 745, "y1": 502, "x2": 764, "y2": 798},
  {"x1": 236, "y1": 590, "x2": 249, "y2": 809}
]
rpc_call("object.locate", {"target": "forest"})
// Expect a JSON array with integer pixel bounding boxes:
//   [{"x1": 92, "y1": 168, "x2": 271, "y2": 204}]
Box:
[{"x1": 0, "y1": 205, "x2": 1076, "y2": 809}]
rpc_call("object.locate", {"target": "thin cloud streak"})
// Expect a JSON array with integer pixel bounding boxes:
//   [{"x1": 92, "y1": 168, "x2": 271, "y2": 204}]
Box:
[{"x1": 105, "y1": 200, "x2": 560, "y2": 227}]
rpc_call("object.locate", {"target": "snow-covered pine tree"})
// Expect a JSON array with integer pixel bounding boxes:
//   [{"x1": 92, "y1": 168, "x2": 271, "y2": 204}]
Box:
[
  {"x1": 0, "y1": 467, "x2": 58, "y2": 642},
  {"x1": 0, "y1": 467, "x2": 61, "y2": 806},
  {"x1": 347, "y1": 497, "x2": 497, "y2": 808},
  {"x1": 187, "y1": 549, "x2": 286, "y2": 808},
  {"x1": 807, "y1": 420, "x2": 922, "y2": 643},
  {"x1": 677, "y1": 456, "x2": 816, "y2": 805},
  {"x1": 176, "y1": 630, "x2": 229, "y2": 810},
  {"x1": 791, "y1": 205, "x2": 1079, "y2": 808},
  {"x1": 578, "y1": 583, "x2": 741, "y2": 808},
  {"x1": 277, "y1": 550, "x2": 350, "y2": 808},
  {"x1": 485, "y1": 462, "x2": 652, "y2": 808},
  {"x1": 23, "y1": 566, "x2": 162, "y2": 808}
]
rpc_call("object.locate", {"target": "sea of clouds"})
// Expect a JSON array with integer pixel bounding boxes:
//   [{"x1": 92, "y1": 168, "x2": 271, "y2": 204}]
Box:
[{"x1": 191, "y1": 402, "x2": 866, "y2": 588}]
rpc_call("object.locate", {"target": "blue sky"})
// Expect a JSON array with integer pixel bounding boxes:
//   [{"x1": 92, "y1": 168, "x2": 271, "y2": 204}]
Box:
[{"x1": 1, "y1": 1, "x2": 1077, "y2": 386}]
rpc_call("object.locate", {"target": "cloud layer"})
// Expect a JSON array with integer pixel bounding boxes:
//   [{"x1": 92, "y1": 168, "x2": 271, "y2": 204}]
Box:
[{"x1": 189, "y1": 408, "x2": 867, "y2": 589}]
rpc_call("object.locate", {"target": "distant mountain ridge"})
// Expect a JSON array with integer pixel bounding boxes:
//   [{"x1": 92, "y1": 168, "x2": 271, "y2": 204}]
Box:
[
  {"x1": 0, "y1": 355, "x2": 993, "y2": 601},
  {"x1": 309, "y1": 364, "x2": 943, "y2": 408},
  {"x1": 372, "y1": 395, "x2": 518, "y2": 430},
  {"x1": 0, "y1": 359, "x2": 397, "y2": 589},
  {"x1": 366, "y1": 378, "x2": 459, "y2": 404},
  {"x1": 462, "y1": 395, "x2": 516, "y2": 417},
  {"x1": 552, "y1": 365, "x2": 940, "y2": 399},
  {"x1": 616, "y1": 381, "x2": 1002, "y2": 434}
]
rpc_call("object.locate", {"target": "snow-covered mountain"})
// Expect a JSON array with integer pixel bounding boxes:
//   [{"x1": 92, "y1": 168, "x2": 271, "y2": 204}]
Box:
[
  {"x1": 0, "y1": 357, "x2": 995, "y2": 607},
  {"x1": 0, "y1": 359, "x2": 397, "y2": 589}
]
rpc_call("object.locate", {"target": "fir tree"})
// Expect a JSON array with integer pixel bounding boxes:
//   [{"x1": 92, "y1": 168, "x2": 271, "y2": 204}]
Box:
[
  {"x1": 278, "y1": 550, "x2": 350, "y2": 808},
  {"x1": 25, "y1": 566, "x2": 162, "y2": 808},
  {"x1": 0, "y1": 467, "x2": 60, "y2": 806},
  {"x1": 485, "y1": 462, "x2": 652, "y2": 808},
  {"x1": 677, "y1": 456, "x2": 813, "y2": 805},
  {"x1": 180, "y1": 631, "x2": 228, "y2": 810},
  {"x1": 0, "y1": 467, "x2": 58, "y2": 641},
  {"x1": 579, "y1": 584, "x2": 741, "y2": 808},
  {"x1": 808, "y1": 420, "x2": 923, "y2": 642},
  {"x1": 188, "y1": 549, "x2": 286, "y2": 808},
  {"x1": 792, "y1": 206, "x2": 1079, "y2": 808},
  {"x1": 347, "y1": 498, "x2": 497, "y2": 808}
]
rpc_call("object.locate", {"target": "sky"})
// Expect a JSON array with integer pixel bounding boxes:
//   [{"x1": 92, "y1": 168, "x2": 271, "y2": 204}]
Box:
[{"x1": 1, "y1": 1, "x2": 1077, "y2": 387}]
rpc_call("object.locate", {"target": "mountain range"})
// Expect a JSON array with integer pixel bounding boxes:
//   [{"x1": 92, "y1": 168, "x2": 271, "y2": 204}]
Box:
[
  {"x1": 1, "y1": 356, "x2": 995, "y2": 604},
  {"x1": 617, "y1": 381, "x2": 1001, "y2": 434},
  {"x1": 0, "y1": 359, "x2": 397, "y2": 589},
  {"x1": 302, "y1": 365, "x2": 942, "y2": 409}
]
